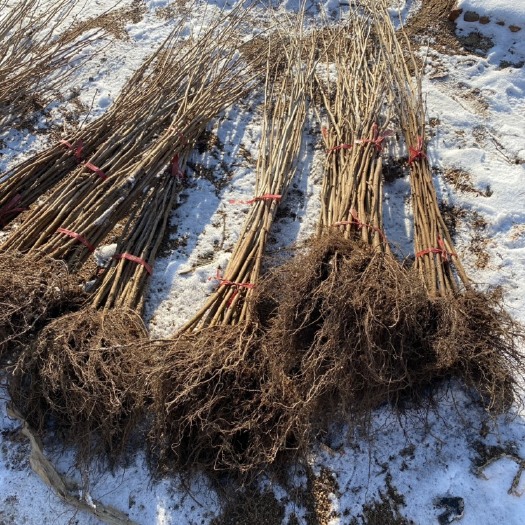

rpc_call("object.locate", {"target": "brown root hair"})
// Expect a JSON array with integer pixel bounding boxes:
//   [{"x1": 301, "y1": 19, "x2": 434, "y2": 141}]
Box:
[
  {"x1": 254, "y1": 234, "x2": 523, "y2": 423},
  {"x1": 146, "y1": 325, "x2": 297, "y2": 476},
  {"x1": 9, "y1": 308, "x2": 149, "y2": 463},
  {"x1": 0, "y1": 251, "x2": 82, "y2": 366}
]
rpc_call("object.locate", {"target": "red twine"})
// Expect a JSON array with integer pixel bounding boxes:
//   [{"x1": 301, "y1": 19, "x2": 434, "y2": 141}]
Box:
[
  {"x1": 355, "y1": 125, "x2": 394, "y2": 152},
  {"x1": 114, "y1": 252, "x2": 152, "y2": 275},
  {"x1": 60, "y1": 139, "x2": 83, "y2": 162},
  {"x1": 228, "y1": 194, "x2": 281, "y2": 205},
  {"x1": 408, "y1": 136, "x2": 427, "y2": 165},
  {"x1": 211, "y1": 268, "x2": 255, "y2": 307},
  {"x1": 327, "y1": 143, "x2": 353, "y2": 154},
  {"x1": 0, "y1": 194, "x2": 25, "y2": 226},
  {"x1": 416, "y1": 237, "x2": 456, "y2": 262},
  {"x1": 324, "y1": 124, "x2": 394, "y2": 154},
  {"x1": 171, "y1": 154, "x2": 184, "y2": 178},
  {"x1": 57, "y1": 227, "x2": 95, "y2": 252},
  {"x1": 332, "y1": 209, "x2": 385, "y2": 239},
  {"x1": 84, "y1": 161, "x2": 107, "y2": 181},
  {"x1": 60, "y1": 139, "x2": 107, "y2": 179}
]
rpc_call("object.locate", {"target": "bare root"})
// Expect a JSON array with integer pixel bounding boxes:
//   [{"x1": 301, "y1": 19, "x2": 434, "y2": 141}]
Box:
[
  {"x1": 255, "y1": 234, "x2": 524, "y2": 421},
  {"x1": 0, "y1": 251, "x2": 82, "y2": 365},
  {"x1": 145, "y1": 325, "x2": 296, "y2": 476},
  {"x1": 10, "y1": 308, "x2": 149, "y2": 463}
]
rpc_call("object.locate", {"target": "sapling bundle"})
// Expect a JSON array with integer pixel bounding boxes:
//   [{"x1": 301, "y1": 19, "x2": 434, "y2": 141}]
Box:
[
  {"x1": 1, "y1": 10, "x2": 255, "y2": 272},
  {"x1": 253, "y1": 19, "x2": 437, "y2": 430},
  {"x1": 0, "y1": 0, "x2": 105, "y2": 130},
  {"x1": 144, "y1": 28, "x2": 318, "y2": 474},
  {"x1": 7, "y1": 5, "x2": 259, "y2": 460},
  {"x1": 0, "y1": 8, "x2": 245, "y2": 228},
  {"x1": 0, "y1": 18, "x2": 177, "y2": 226},
  {"x1": 10, "y1": 164, "x2": 184, "y2": 461},
  {"x1": 372, "y1": 0, "x2": 523, "y2": 410}
]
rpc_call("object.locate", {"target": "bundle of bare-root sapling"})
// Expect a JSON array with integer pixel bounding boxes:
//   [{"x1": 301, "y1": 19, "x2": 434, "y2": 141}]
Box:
[
  {"x1": 0, "y1": 9, "x2": 241, "y2": 228},
  {"x1": 373, "y1": 0, "x2": 524, "y2": 410},
  {"x1": 0, "y1": 252, "x2": 82, "y2": 368},
  {"x1": 1, "y1": 11, "x2": 253, "y2": 271},
  {"x1": 10, "y1": 164, "x2": 185, "y2": 461},
  {"x1": 0, "y1": 0, "x2": 106, "y2": 130},
  {"x1": 2, "y1": 10, "x2": 254, "y2": 372},
  {"x1": 143, "y1": 32, "x2": 317, "y2": 475},
  {"x1": 253, "y1": 20, "x2": 437, "y2": 441}
]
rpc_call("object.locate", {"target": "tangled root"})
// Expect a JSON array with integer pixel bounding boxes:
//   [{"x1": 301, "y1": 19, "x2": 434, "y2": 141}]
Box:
[
  {"x1": 143, "y1": 234, "x2": 524, "y2": 476},
  {"x1": 145, "y1": 325, "x2": 298, "y2": 476},
  {"x1": 432, "y1": 290, "x2": 524, "y2": 412},
  {"x1": 0, "y1": 251, "x2": 82, "y2": 365},
  {"x1": 254, "y1": 234, "x2": 524, "y2": 422},
  {"x1": 10, "y1": 308, "x2": 149, "y2": 462}
]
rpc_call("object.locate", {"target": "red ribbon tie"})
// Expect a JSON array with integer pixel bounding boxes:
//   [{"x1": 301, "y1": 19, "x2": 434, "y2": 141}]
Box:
[
  {"x1": 229, "y1": 194, "x2": 281, "y2": 205},
  {"x1": 84, "y1": 161, "x2": 107, "y2": 181},
  {"x1": 60, "y1": 139, "x2": 83, "y2": 161},
  {"x1": 171, "y1": 154, "x2": 184, "y2": 178},
  {"x1": 416, "y1": 237, "x2": 457, "y2": 262},
  {"x1": 57, "y1": 228, "x2": 95, "y2": 252},
  {"x1": 327, "y1": 143, "x2": 352, "y2": 154},
  {"x1": 355, "y1": 125, "x2": 394, "y2": 152},
  {"x1": 331, "y1": 208, "x2": 385, "y2": 239},
  {"x1": 408, "y1": 136, "x2": 427, "y2": 165},
  {"x1": 211, "y1": 269, "x2": 256, "y2": 307},
  {"x1": 114, "y1": 253, "x2": 153, "y2": 275}
]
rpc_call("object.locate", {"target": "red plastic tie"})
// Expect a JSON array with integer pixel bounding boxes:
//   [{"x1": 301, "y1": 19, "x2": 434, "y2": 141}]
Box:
[
  {"x1": 355, "y1": 125, "x2": 394, "y2": 152},
  {"x1": 114, "y1": 252, "x2": 153, "y2": 275},
  {"x1": 57, "y1": 227, "x2": 95, "y2": 252},
  {"x1": 416, "y1": 237, "x2": 457, "y2": 262},
  {"x1": 84, "y1": 161, "x2": 107, "y2": 181},
  {"x1": 60, "y1": 139, "x2": 83, "y2": 161},
  {"x1": 228, "y1": 194, "x2": 281, "y2": 205},
  {"x1": 323, "y1": 126, "x2": 353, "y2": 154},
  {"x1": 408, "y1": 136, "x2": 427, "y2": 165},
  {"x1": 213, "y1": 268, "x2": 256, "y2": 291},
  {"x1": 0, "y1": 194, "x2": 25, "y2": 226},
  {"x1": 331, "y1": 209, "x2": 385, "y2": 239},
  {"x1": 171, "y1": 154, "x2": 184, "y2": 178},
  {"x1": 212, "y1": 268, "x2": 255, "y2": 307},
  {"x1": 327, "y1": 143, "x2": 352, "y2": 154}
]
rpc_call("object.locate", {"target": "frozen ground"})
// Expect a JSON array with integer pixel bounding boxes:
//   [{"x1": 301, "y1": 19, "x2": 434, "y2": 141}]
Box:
[{"x1": 1, "y1": 0, "x2": 525, "y2": 523}]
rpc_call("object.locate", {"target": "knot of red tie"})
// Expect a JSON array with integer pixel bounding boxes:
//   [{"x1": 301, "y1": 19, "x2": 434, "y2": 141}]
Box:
[
  {"x1": 408, "y1": 136, "x2": 427, "y2": 165},
  {"x1": 416, "y1": 237, "x2": 456, "y2": 262}
]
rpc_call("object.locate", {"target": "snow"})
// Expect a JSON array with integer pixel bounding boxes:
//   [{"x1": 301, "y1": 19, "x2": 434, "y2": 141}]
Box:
[
  {"x1": 459, "y1": 0, "x2": 525, "y2": 23},
  {"x1": 1, "y1": 1, "x2": 525, "y2": 524}
]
